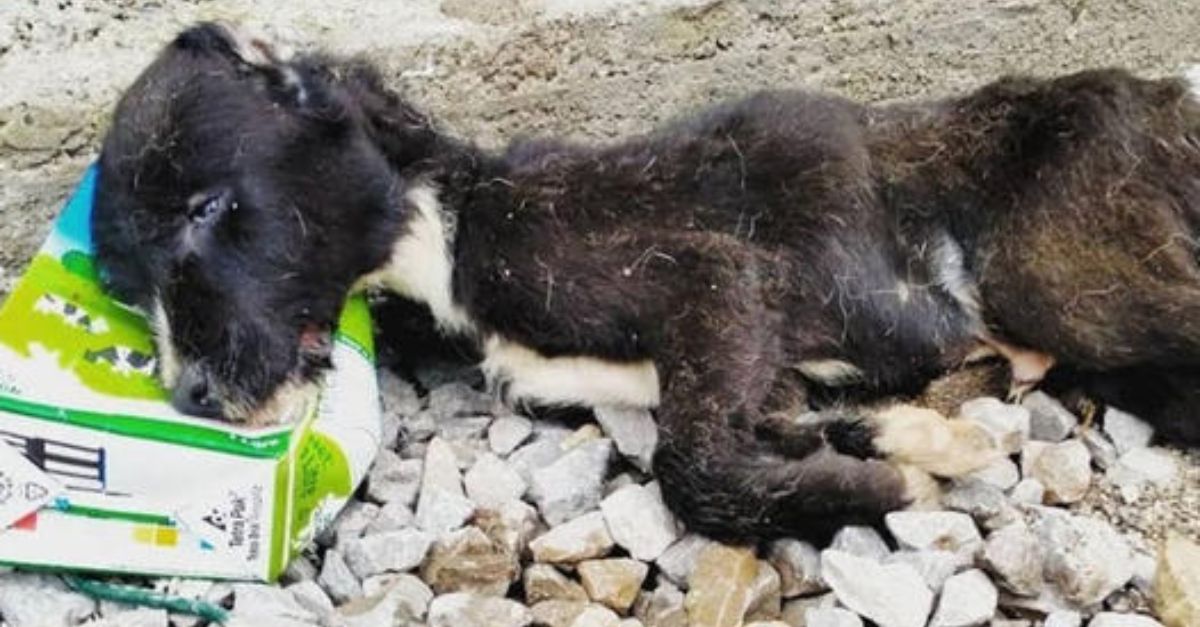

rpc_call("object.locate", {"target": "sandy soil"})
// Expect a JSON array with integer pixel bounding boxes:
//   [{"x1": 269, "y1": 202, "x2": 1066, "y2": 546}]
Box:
[{"x1": 1, "y1": 0, "x2": 1198, "y2": 547}]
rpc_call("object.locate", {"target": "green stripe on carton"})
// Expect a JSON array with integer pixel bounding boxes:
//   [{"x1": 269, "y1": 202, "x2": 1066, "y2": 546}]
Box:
[
  {"x1": 58, "y1": 503, "x2": 173, "y2": 526},
  {"x1": 0, "y1": 395, "x2": 290, "y2": 458}
]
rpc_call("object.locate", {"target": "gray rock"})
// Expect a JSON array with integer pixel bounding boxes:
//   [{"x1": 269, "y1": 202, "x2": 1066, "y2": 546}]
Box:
[
  {"x1": 88, "y1": 609, "x2": 169, "y2": 627},
  {"x1": 884, "y1": 511, "x2": 982, "y2": 560},
  {"x1": 806, "y1": 607, "x2": 864, "y2": 627},
  {"x1": 767, "y1": 538, "x2": 826, "y2": 598},
  {"x1": 508, "y1": 434, "x2": 569, "y2": 483},
  {"x1": 830, "y1": 525, "x2": 892, "y2": 560},
  {"x1": 822, "y1": 550, "x2": 933, "y2": 627},
  {"x1": 286, "y1": 580, "x2": 335, "y2": 620},
  {"x1": 438, "y1": 415, "x2": 493, "y2": 443},
  {"x1": 416, "y1": 437, "x2": 476, "y2": 534},
  {"x1": 960, "y1": 397, "x2": 1031, "y2": 454},
  {"x1": 1023, "y1": 391, "x2": 1078, "y2": 442},
  {"x1": 489, "y1": 414, "x2": 534, "y2": 456},
  {"x1": 1088, "y1": 613, "x2": 1164, "y2": 627},
  {"x1": 367, "y1": 449, "x2": 424, "y2": 507},
  {"x1": 1107, "y1": 447, "x2": 1179, "y2": 501},
  {"x1": 981, "y1": 523, "x2": 1043, "y2": 597},
  {"x1": 1129, "y1": 551, "x2": 1157, "y2": 595},
  {"x1": 929, "y1": 569, "x2": 997, "y2": 627},
  {"x1": 340, "y1": 574, "x2": 433, "y2": 626},
  {"x1": 942, "y1": 478, "x2": 1020, "y2": 530},
  {"x1": 280, "y1": 554, "x2": 319, "y2": 584},
  {"x1": 464, "y1": 452, "x2": 528, "y2": 508},
  {"x1": 381, "y1": 371, "x2": 423, "y2": 446},
  {"x1": 655, "y1": 534, "x2": 716, "y2": 589},
  {"x1": 1022, "y1": 440, "x2": 1092, "y2": 504},
  {"x1": 600, "y1": 482, "x2": 681, "y2": 562},
  {"x1": 343, "y1": 528, "x2": 436, "y2": 579},
  {"x1": 1009, "y1": 478, "x2": 1045, "y2": 505},
  {"x1": 530, "y1": 438, "x2": 614, "y2": 525},
  {"x1": 318, "y1": 549, "x2": 364, "y2": 604},
  {"x1": 321, "y1": 500, "x2": 381, "y2": 550},
  {"x1": 1081, "y1": 428, "x2": 1120, "y2": 470},
  {"x1": 0, "y1": 573, "x2": 95, "y2": 627},
  {"x1": 885, "y1": 550, "x2": 961, "y2": 591},
  {"x1": 427, "y1": 592, "x2": 533, "y2": 627},
  {"x1": 633, "y1": 578, "x2": 688, "y2": 627},
  {"x1": 476, "y1": 499, "x2": 542, "y2": 555},
  {"x1": 1102, "y1": 407, "x2": 1154, "y2": 455},
  {"x1": 530, "y1": 511, "x2": 615, "y2": 563},
  {"x1": 427, "y1": 382, "x2": 498, "y2": 421},
  {"x1": 365, "y1": 500, "x2": 416, "y2": 535},
  {"x1": 968, "y1": 457, "x2": 1021, "y2": 491},
  {"x1": 1030, "y1": 508, "x2": 1134, "y2": 606},
  {"x1": 232, "y1": 583, "x2": 317, "y2": 624},
  {"x1": 593, "y1": 405, "x2": 658, "y2": 472},
  {"x1": 1045, "y1": 610, "x2": 1083, "y2": 627}
]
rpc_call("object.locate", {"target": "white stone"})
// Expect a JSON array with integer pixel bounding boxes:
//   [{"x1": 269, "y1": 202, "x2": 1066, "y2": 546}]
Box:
[
  {"x1": 767, "y1": 538, "x2": 826, "y2": 598},
  {"x1": 464, "y1": 452, "x2": 528, "y2": 508},
  {"x1": 365, "y1": 500, "x2": 416, "y2": 535},
  {"x1": 530, "y1": 511, "x2": 615, "y2": 563},
  {"x1": 821, "y1": 550, "x2": 933, "y2": 627},
  {"x1": 1030, "y1": 508, "x2": 1134, "y2": 606},
  {"x1": 1080, "y1": 428, "x2": 1119, "y2": 470},
  {"x1": 416, "y1": 437, "x2": 476, "y2": 533},
  {"x1": 885, "y1": 550, "x2": 960, "y2": 591},
  {"x1": 89, "y1": 609, "x2": 170, "y2": 627},
  {"x1": 367, "y1": 449, "x2": 424, "y2": 507},
  {"x1": 981, "y1": 523, "x2": 1043, "y2": 596},
  {"x1": 1009, "y1": 478, "x2": 1045, "y2": 505},
  {"x1": 572, "y1": 604, "x2": 623, "y2": 627},
  {"x1": 1023, "y1": 391, "x2": 1078, "y2": 442},
  {"x1": 1107, "y1": 447, "x2": 1179, "y2": 501},
  {"x1": 884, "y1": 511, "x2": 982, "y2": 559},
  {"x1": 286, "y1": 580, "x2": 335, "y2": 618},
  {"x1": 509, "y1": 434, "x2": 570, "y2": 483},
  {"x1": 1045, "y1": 610, "x2": 1083, "y2": 627},
  {"x1": 1088, "y1": 613, "x2": 1164, "y2": 627},
  {"x1": 968, "y1": 457, "x2": 1021, "y2": 491},
  {"x1": 656, "y1": 534, "x2": 716, "y2": 589},
  {"x1": 600, "y1": 482, "x2": 681, "y2": 562},
  {"x1": 960, "y1": 397, "x2": 1031, "y2": 454},
  {"x1": 806, "y1": 607, "x2": 864, "y2": 627},
  {"x1": 929, "y1": 569, "x2": 997, "y2": 627},
  {"x1": 530, "y1": 438, "x2": 614, "y2": 525},
  {"x1": 318, "y1": 549, "x2": 363, "y2": 604},
  {"x1": 489, "y1": 414, "x2": 534, "y2": 455},
  {"x1": 830, "y1": 525, "x2": 891, "y2": 560},
  {"x1": 427, "y1": 592, "x2": 533, "y2": 627},
  {"x1": 1102, "y1": 407, "x2": 1154, "y2": 455},
  {"x1": 232, "y1": 583, "x2": 317, "y2": 624},
  {"x1": 0, "y1": 573, "x2": 96, "y2": 627},
  {"x1": 1022, "y1": 440, "x2": 1092, "y2": 504},
  {"x1": 941, "y1": 478, "x2": 1019, "y2": 530},
  {"x1": 357, "y1": 573, "x2": 434, "y2": 615},
  {"x1": 593, "y1": 405, "x2": 658, "y2": 471},
  {"x1": 322, "y1": 500, "x2": 380, "y2": 550},
  {"x1": 343, "y1": 528, "x2": 435, "y2": 579}
]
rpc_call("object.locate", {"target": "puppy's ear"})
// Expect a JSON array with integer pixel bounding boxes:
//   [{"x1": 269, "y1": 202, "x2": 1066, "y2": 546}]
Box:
[
  {"x1": 336, "y1": 59, "x2": 439, "y2": 169},
  {"x1": 174, "y1": 22, "x2": 309, "y2": 106}
]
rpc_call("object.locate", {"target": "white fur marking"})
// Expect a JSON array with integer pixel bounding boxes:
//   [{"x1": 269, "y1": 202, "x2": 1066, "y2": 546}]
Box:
[
  {"x1": 358, "y1": 183, "x2": 474, "y2": 334},
  {"x1": 932, "y1": 231, "x2": 981, "y2": 319},
  {"x1": 796, "y1": 359, "x2": 864, "y2": 385},
  {"x1": 151, "y1": 297, "x2": 181, "y2": 389},
  {"x1": 482, "y1": 335, "x2": 660, "y2": 409}
]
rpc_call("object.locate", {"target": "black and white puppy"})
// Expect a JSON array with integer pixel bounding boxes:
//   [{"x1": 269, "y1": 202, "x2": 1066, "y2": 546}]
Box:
[{"x1": 92, "y1": 23, "x2": 1200, "y2": 542}]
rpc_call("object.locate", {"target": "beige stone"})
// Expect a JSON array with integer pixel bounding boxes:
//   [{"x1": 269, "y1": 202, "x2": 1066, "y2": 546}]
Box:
[
  {"x1": 419, "y1": 526, "x2": 518, "y2": 596},
  {"x1": 525, "y1": 564, "x2": 589, "y2": 604},
  {"x1": 530, "y1": 512, "x2": 615, "y2": 563},
  {"x1": 685, "y1": 544, "x2": 759, "y2": 627},
  {"x1": 578, "y1": 558, "x2": 650, "y2": 613},
  {"x1": 532, "y1": 600, "x2": 591, "y2": 627},
  {"x1": 1156, "y1": 534, "x2": 1200, "y2": 627}
]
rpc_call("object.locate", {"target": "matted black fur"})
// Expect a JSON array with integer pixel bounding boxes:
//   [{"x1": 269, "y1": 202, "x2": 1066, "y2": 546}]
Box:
[{"x1": 93, "y1": 23, "x2": 1200, "y2": 542}]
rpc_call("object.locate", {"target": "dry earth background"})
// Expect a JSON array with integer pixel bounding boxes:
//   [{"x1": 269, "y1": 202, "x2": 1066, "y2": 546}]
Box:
[{"x1": 1, "y1": 1, "x2": 1200, "y2": 626}]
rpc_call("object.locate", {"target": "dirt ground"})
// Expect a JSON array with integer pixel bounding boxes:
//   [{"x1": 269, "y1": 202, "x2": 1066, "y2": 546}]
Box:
[{"x1": 1, "y1": 0, "x2": 1199, "y2": 547}]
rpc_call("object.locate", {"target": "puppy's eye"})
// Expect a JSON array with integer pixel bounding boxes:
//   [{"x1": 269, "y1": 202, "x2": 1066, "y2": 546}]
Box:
[{"x1": 187, "y1": 191, "x2": 237, "y2": 225}]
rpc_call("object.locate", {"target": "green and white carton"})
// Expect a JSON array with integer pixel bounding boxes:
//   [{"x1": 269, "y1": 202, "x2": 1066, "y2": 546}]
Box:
[{"x1": 0, "y1": 166, "x2": 381, "y2": 581}]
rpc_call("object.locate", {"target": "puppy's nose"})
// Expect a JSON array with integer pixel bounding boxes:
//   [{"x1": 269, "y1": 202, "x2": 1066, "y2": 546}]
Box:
[{"x1": 172, "y1": 366, "x2": 222, "y2": 418}]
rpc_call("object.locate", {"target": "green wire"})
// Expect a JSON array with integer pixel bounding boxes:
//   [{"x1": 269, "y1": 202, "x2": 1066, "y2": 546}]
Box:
[{"x1": 62, "y1": 575, "x2": 230, "y2": 624}]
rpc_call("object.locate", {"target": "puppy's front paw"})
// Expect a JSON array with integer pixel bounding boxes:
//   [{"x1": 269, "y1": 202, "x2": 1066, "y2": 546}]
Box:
[{"x1": 871, "y1": 404, "x2": 1002, "y2": 477}]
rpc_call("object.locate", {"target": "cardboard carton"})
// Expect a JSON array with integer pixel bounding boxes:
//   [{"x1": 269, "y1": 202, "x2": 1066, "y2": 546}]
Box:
[{"x1": 0, "y1": 166, "x2": 380, "y2": 581}]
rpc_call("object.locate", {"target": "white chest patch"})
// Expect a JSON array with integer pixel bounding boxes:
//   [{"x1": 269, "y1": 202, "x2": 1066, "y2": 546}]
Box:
[
  {"x1": 356, "y1": 183, "x2": 474, "y2": 334},
  {"x1": 482, "y1": 335, "x2": 661, "y2": 409}
]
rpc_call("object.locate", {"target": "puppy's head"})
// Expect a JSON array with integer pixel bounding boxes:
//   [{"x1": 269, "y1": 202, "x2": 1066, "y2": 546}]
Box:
[{"x1": 94, "y1": 23, "x2": 419, "y2": 423}]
